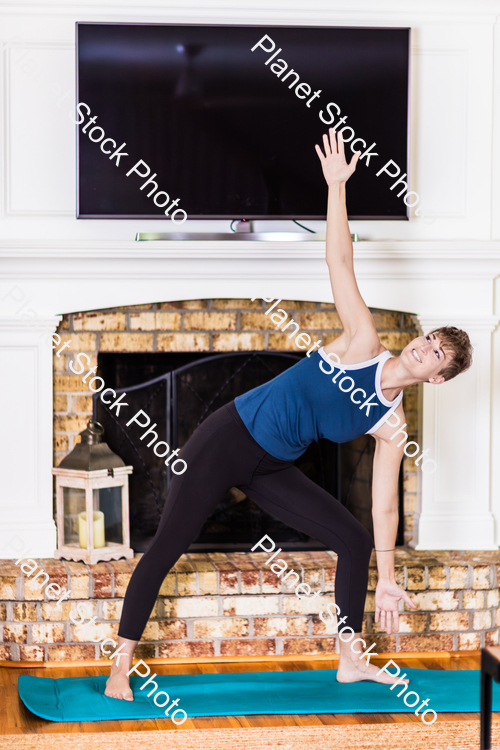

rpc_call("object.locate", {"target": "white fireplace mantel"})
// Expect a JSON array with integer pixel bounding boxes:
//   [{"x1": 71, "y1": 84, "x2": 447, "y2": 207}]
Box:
[
  {"x1": 0, "y1": 238, "x2": 499, "y2": 556},
  {"x1": 2, "y1": 239, "x2": 500, "y2": 313}
]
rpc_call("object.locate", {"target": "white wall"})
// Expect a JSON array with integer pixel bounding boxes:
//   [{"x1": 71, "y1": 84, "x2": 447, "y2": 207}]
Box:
[
  {"x1": 0, "y1": 0, "x2": 499, "y2": 555},
  {"x1": 0, "y1": 0, "x2": 499, "y2": 242}
]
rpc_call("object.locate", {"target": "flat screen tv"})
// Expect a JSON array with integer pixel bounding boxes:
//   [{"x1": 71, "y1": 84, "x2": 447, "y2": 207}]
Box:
[{"x1": 76, "y1": 23, "x2": 410, "y2": 220}]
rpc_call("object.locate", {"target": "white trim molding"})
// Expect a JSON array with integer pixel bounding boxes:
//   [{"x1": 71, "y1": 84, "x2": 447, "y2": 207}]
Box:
[
  {"x1": 0, "y1": 316, "x2": 60, "y2": 558},
  {"x1": 412, "y1": 314, "x2": 500, "y2": 550}
]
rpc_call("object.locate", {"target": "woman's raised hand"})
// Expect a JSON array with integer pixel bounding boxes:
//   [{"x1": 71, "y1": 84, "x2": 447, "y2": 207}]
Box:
[{"x1": 315, "y1": 128, "x2": 360, "y2": 186}]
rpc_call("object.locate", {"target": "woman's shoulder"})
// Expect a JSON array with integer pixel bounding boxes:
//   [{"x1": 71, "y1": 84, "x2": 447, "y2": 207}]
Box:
[{"x1": 322, "y1": 331, "x2": 386, "y2": 366}]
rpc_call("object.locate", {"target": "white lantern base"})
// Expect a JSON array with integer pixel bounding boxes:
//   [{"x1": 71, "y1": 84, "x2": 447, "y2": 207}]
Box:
[{"x1": 54, "y1": 541, "x2": 134, "y2": 565}]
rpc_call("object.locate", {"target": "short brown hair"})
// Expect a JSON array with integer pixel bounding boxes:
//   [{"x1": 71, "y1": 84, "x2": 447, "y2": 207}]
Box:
[{"x1": 429, "y1": 326, "x2": 473, "y2": 382}]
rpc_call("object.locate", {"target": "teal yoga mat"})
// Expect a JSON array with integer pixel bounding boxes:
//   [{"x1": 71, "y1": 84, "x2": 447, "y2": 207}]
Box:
[{"x1": 18, "y1": 668, "x2": 500, "y2": 723}]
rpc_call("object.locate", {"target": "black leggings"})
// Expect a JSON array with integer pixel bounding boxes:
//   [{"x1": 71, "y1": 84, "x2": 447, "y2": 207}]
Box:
[{"x1": 118, "y1": 401, "x2": 373, "y2": 640}]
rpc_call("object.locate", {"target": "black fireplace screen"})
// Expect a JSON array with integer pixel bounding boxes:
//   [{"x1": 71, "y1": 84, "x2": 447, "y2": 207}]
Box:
[{"x1": 94, "y1": 351, "x2": 403, "y2": 552}]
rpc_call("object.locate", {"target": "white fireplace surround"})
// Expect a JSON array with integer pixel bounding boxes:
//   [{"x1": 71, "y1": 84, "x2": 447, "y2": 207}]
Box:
[
  {"x1": 0, "y1": 239, "x2": 499, "y2": 556},
  {"x1": 1, "y1": 0, "x2": 500, "y2": 556}
]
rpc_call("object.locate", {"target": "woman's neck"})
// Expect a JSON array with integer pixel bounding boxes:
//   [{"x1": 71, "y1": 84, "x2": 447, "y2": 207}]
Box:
[{"x1": 380, "y1": 356, "x2": 417, "y2": 400}]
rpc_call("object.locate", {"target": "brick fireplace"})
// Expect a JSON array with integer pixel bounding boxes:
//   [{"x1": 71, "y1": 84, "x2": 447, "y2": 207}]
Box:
[
  {"x1": 1, "y1": 294, "x2": 497, "y2": 663},
  {"x1": 1, "y1": 237, "x2": 499, "y2": 663},
  {"x1": 52, "y1": 297, "x2": 420, "y2": 545}
]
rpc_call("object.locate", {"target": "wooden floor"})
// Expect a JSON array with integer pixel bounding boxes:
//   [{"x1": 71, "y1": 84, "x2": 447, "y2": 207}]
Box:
[{"x1": 1, "y1": 654, "x2": 497, "y2": 734}]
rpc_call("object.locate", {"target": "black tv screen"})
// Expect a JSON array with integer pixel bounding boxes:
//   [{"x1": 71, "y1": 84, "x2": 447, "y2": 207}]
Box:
[{"x1": 76, "y1": 23, "x2": 410, "y2": 220}]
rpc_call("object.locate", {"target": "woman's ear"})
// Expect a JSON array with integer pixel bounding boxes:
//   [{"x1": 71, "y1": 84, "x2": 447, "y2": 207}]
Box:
[{"x1": 428, "y1": 375, "x2": 445, "y2": 385}]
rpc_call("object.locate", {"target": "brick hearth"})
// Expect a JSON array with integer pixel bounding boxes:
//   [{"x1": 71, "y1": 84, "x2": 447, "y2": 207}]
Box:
[{"x1": 0, "y1": 548, "x2": 498, "y2": 662}]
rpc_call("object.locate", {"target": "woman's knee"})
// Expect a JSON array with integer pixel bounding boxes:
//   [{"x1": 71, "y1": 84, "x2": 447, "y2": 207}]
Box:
[{"x1": 332, "y1": 522, "x2": 373, "y2": 564}]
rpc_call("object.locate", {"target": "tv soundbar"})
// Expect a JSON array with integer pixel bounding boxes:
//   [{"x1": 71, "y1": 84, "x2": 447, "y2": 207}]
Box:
[{"x1": 135, "y1": 232, "x2": 359, "y2": 241}]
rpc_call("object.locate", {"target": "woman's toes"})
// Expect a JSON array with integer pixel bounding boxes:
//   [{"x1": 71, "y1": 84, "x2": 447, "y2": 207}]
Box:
[{"x1": 104, "y1": 674, "x2": 134, "y2": 701}]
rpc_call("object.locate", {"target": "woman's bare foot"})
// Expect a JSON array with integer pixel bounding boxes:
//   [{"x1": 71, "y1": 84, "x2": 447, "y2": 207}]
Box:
[
  {"x1": 337, "y1": 657, "x2": 409, "y2": 685},
  {"x1": 105, "y1": 669, "x2": 134, "y2": 700},
  {"x1": 104, "y1": 636, "x2": 138, "y2": 701},
  {"x1": 336, "y1": 635, "x2": 409, "y2": 686}
]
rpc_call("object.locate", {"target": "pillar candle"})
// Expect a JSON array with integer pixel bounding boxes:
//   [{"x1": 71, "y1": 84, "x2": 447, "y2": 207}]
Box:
[{"x1": 78, "y1": 510, "x2": 105, "y2": 549}]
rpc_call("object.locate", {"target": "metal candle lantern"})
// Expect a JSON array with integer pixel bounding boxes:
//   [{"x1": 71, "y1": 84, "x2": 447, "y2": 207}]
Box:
[{"x1": 53, "y1": 420, "x2": 133, "y2": 564}]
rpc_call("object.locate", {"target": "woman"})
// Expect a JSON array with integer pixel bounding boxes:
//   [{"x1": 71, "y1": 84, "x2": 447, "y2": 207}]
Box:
[{"x1": 105, "y1": 129, "x2": 472, "y2": 700}]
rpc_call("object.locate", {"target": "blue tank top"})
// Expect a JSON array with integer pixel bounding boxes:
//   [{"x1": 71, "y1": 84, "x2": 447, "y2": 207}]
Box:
[{"x1": 234, "y1": 347, "x2": 403, "y2": 461}]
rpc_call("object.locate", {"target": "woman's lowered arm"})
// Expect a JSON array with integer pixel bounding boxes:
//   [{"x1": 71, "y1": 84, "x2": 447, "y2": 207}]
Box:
[{"x1": 371, "y1": 432, "x2": 417, "y2": 634}]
